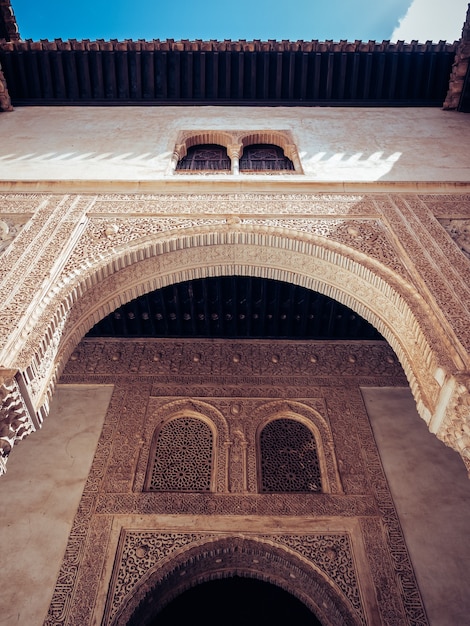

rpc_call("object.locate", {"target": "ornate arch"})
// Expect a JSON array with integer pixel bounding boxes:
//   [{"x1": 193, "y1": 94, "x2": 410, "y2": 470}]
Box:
[
  {"x1": 135, "y1": 398, "x2": 229, "y2": 493},
  {"x1": 11, "y1": 223, "x2": 470, "y2": 470},
  {"x1": 109, "y1": 535, "x2": 365, "y2": 626},
  {"x1": 253, "y1": 400, "x2": 342, "y2": 494}
]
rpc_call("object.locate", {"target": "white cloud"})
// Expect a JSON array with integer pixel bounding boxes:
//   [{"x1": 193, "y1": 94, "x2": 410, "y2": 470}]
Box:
[{"x1": 392, "y1": 0, "x2": 469, "y2": 43}]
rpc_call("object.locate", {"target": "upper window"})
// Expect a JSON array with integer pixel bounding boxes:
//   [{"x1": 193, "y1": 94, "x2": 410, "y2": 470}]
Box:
[
  {"x1": 147, "y1": 417, "x2": 214, "y2": 491},
  {"x1": 176, "y1": 144, "x2": 230, "y2": 172},
  {"x1": 240, "y1": 143, "x2": 295, "y2": 172},
  {"x1": 259, "y1": 418, "x2": 322, "y2": 493},
  {"x1": 172, "y1": 131, "x2": 302, "y2": 174}
]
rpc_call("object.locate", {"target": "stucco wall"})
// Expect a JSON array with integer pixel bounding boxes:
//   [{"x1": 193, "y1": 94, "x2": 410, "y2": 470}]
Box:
[{"x1": 1, "y1": 106, "x2": 469, "y2": 183}]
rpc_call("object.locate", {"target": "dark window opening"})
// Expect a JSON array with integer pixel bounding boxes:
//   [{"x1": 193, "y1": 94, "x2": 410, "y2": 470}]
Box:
[
  {"x1": 176, "y1": 143, "x2": 230, "y2": 171},
  {"x1": 260, "y1": 419, "x2": 322, "y2": 492},
  {"x1": 240, "y1": 143, "x2": 294, "y2": 171}
]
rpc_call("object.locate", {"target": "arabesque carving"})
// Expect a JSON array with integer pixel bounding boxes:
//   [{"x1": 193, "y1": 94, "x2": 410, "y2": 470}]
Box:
[
  {"x1": 0, "y1": 374, "x2": 35, "y2": 471},
  {"x1": 44, "y1": 348, "x2": 428, "y2": 625},
  {"x1": 0, "y1": 192, "x2": 469, "y2": 474},
  {"x1": 107, "y1": 532, "x2": 365, "y2": 626}
]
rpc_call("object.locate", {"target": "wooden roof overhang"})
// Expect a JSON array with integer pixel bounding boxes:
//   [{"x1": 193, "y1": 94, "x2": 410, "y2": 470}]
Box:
[{"x1": 0, "y1": 37, "x2": 459, "y2": 107}]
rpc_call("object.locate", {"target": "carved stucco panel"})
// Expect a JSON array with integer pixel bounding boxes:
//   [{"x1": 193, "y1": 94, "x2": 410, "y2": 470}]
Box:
[
  {"x1": 43, "y1": 371, "x2": 425, "y2": 626},
  {"x1": 105, "y1": 531, "x2": 366, "y2": 626},
  {"x1": 90, "y1": 192, "x2": 379, "y2": 216},
  {"x1": 0, "y1": 192, "x2": 469, "y2": 474},
  {"x1": 377, "y1": 195, "x2": 470, "y2": 356},
  {"x1": 0, "y1": 194, "x2": 93, "y2": 360}
]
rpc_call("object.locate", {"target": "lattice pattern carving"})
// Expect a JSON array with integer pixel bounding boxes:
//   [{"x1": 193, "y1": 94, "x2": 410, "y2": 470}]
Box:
[
  {"x1": 260, "y1": 419, "x2": 322, "y2": 492},
  {"x1": 148, "y1": 417, "x2": 214, "y2": 491},
  {"x1": 107, "y1": 532, "x2": 364, "y2": 626}
]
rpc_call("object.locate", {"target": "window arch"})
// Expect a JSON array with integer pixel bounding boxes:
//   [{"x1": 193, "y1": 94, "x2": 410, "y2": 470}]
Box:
[
  {"x1": 259, "y1": 418, "x2": 322, "y2": 493},
  {"x1": 240, "y1": 143, "x2": 294, "y2": 171},
  {"x1": 147, "y1": 416, "x2": 214, "y2": 492},
  {"x1": 175, "y1": 144, "x2": 230, "y2": 171}
]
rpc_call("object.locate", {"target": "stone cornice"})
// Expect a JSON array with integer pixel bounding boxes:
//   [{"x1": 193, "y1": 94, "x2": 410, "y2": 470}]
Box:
[{"x1": 0, "y1": 180, "x2": 470, "y2": 194}]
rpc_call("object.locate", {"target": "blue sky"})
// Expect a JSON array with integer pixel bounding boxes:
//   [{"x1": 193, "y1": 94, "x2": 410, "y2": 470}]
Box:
[{"x1": 11, "y1": 0, "x2": 469, "y2": 43}]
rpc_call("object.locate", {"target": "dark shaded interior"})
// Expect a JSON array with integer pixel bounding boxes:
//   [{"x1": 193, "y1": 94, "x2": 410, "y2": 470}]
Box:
[
  {"x1": 87, "y1": 275, "x2": 384, "y2": 340},
  {"x1": 0, "y1": 39, "x2": 456, "y2": 107},
  {"x1": 147, "y1": 576, "x2": 322, "y2": 625}
]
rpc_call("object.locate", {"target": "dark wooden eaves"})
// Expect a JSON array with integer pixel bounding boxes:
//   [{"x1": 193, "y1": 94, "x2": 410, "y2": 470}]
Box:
[{"x1": 0, "y1": 38, "x2": 457, "y2": 107}]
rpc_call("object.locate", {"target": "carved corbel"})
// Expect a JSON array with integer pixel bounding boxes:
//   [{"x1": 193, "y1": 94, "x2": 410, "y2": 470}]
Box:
[
  {"x1": 0, "y1": 372, "x2": 36, "y2": 474},
  {"x1": 0, "y1": 62, "x2": 13, "y2": 112}
]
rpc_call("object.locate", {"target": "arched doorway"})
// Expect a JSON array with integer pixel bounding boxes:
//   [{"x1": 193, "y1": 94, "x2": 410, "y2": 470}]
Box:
[
  {"x1": 110, "y1": 536, "x2": 364, "y2": 626},
  {"x1": 137, "y1": 576, "x2": 322, "y2": 626}
]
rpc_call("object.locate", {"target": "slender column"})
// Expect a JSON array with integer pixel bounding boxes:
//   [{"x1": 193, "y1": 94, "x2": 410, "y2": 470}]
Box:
[{"x1": 228, "y1": 143, "x2": 242, "y2": 175}]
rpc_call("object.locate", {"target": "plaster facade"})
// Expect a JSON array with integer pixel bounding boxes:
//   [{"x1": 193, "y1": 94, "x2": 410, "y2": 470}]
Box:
[{"x1": 1, "y1": 105, "x2": 470, "y2": 624}]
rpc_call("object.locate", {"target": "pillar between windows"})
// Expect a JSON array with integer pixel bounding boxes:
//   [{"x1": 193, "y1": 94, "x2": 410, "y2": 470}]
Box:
[{"x1": 227, "y1": 143, "x2": 242, "y2": 175}]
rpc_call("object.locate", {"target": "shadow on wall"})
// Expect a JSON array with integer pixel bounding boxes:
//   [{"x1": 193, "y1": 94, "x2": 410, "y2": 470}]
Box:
[{"x1": 300, "y1": 150, "x2": 402, "y2": 180}]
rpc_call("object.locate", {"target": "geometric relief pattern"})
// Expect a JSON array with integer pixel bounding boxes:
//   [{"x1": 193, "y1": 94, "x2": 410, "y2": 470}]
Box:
[
  {"x1": 148, "y1": 417, "x2": 213, "y2": 491},
  {"x1": 260, "y1": 419, "x2": 322, "y2": 492},
  {"x1": 106, "y1": 531, "x2": 364, "y2": 626},
  {"x1": 273, "y1": 534, "x2": 363, "y2": 620},
  {"x1": 46, "y1": 338, "x2": 428, "y2": 625},
  {"x1": 108, "y1": 532, "x2": 204, "y2": 625}
]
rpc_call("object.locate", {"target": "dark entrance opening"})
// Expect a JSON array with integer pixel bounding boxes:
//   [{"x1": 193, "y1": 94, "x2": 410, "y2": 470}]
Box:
[{"x1": 147, "y1": 576, "x2": 323, "y2": 625}]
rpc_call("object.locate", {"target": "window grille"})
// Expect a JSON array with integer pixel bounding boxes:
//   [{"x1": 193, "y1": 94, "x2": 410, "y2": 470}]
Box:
[
  {"x1": 176, "y1": 144, "x2": 231, "y2": 171},
  {"x1": 240, "y1": 144, "x2": 294, "y2": 171},
  {"x1": 148, "y1": 417, "x2": 213, "y2": 491},
  {"x1": 260, "y1": 419, "x2": 322, "y2": 492}
]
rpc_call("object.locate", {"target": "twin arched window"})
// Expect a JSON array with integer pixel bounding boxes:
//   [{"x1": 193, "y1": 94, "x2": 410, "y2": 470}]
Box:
[
  {"x1": 176, "y1": 143, "x2": 294, "y2": 172},
  {"x1": 147, "y1": 416, "x2": 322, "y2": 493}
]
